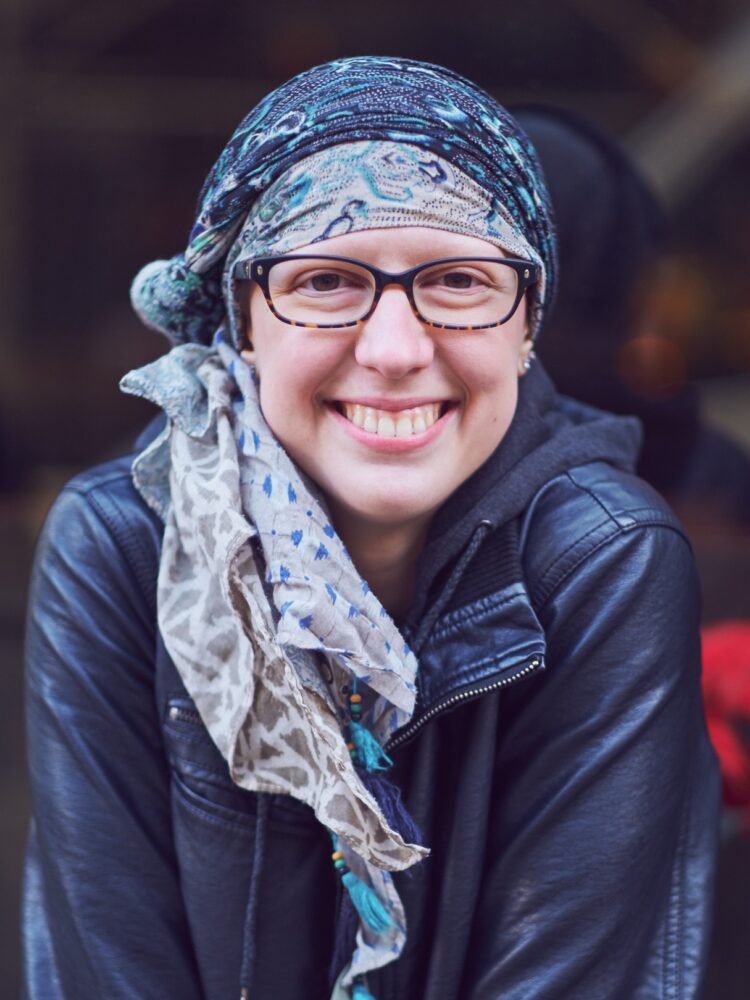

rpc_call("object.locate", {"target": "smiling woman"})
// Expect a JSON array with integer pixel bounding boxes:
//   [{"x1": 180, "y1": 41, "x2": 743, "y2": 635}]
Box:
[
  {"x1": 22, "y1": 57, "x2": 719, "y2": 1000},
  {"x1": 241, "y1": 227, "x2": 532, "y2": 607}
]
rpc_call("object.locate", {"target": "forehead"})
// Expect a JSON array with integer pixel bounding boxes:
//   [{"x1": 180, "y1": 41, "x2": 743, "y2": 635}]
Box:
[{"x1": 288, "y1": 226, "x2": 507, "y2": 270}]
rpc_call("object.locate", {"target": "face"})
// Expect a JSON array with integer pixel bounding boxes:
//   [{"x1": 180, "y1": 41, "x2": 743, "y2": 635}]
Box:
[{"x1": 244, "y1": 226, "x2": 531, "y2": 538}]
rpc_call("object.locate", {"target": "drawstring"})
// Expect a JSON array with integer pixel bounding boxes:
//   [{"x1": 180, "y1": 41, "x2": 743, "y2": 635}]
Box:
[
  {"x1": 239, "y1": 793, "x2": 269, "y2": 999},
  {"x1": 412, "y1": 519, "x2": 494, "y2": 656}
]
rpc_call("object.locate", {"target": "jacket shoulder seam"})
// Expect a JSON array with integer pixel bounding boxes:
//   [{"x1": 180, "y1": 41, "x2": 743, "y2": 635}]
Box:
[
  {"x1": 529, "y1": 472, "x2": 690, "y2": 611},
  {"x1": 63, "y1": 459, "x2": 136, "y2": 496},
  {"x1": 61, "y1": 464, "x2": 159, "y2": 610},
  {"x1": 533, "y1": 518, "x2": 690, "y2": 612}
]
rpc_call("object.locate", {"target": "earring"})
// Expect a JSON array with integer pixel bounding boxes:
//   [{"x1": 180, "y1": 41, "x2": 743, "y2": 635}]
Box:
[{"x1": 518, "y1": 347, "x2": 535, "y2": 376}]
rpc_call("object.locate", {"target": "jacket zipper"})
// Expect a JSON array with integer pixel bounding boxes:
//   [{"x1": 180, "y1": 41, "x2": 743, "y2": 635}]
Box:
[
  {"x1": 167, "y1": 704, "x2": 203, "y2": 725},
  {"x1": 168, "y1": 658, "x2": 542, "y2": 750},
  {"x1": 385, "y1": 656, "x2": 542, "y2": 751}
]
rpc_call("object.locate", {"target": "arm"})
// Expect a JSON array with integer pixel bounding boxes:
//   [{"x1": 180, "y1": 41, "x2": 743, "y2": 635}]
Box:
[
  {"x1": 22, "y1": 475, "x2": 203, "y2": 999},
  {"x1": 463, "y1": 521, "x2": 720, "y2": 999}
]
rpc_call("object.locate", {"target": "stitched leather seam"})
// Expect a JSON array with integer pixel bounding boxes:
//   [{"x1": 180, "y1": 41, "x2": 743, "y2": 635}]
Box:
[
  {"x1": 533, "y1": 519, "x2": 690, "y2": 611},
  {"x1": 107, "y1": 490, "x2": 159, "y2": 608},
  {"x1": 428, "y1": 590, "x2": 523, "y2": 641},
  {"x1": 524, "y1": 470, "x2": 687, "y2": 609},
  {"x1": 171, "y1": 769, "x2": 317, "y2": 835},
  {"x1": 565, "y1": 469, "x2": 685, "y2": 533},
  {"x1": 75, "y1": 479, "x2": 158, "y2": 615},
  {"x1": 564, "y1": 468, "x2": 622, "y2": 524},
  {"x1": 172, "y1": 772, "x2": 259, "y2": 833},
  {"x1": 421, "y1": 647, "x2": 543, "y2": 706},
  {"x1": 531, "y1": 519, "x2": 614, "y2": 607},
  {"x1": 665, "y1": 791, "x2": 691, "y2": 998},
  {"x1": 167, "y1": 746, "x2": 232, "y2": 780},
  {"x1": 92, "y1": 487, "x2": 159, "y2": 610}
]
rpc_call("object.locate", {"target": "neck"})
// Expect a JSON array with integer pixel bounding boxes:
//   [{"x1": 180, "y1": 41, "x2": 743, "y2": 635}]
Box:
[{"x1": 329, "y1": 507, "x2": 430, "y2": 621}]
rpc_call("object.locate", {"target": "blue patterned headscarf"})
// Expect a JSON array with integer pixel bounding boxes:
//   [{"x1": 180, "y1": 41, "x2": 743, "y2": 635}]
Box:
[{"x1": 131, "y1": 56, "x2": 556, "y2": 346}]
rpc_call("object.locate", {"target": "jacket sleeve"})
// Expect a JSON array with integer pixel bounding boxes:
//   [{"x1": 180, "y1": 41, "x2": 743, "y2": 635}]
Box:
[
  {"x1": 22, "y1": 479, "x2": 204, "y2": 999},
  {"x1": 462, "y1": 519, "x2": 720, "y2": 1000}
]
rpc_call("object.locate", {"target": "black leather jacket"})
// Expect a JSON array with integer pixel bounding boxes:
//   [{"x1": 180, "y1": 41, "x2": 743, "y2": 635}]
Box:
[{"x1": 23, "y1": 393, "x2": 720, "y2": 999}]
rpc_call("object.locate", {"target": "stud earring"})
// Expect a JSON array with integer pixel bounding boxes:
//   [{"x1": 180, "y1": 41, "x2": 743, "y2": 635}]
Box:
[{"x1": 518, "y1": 346, "x2": 536, "y2": 376}]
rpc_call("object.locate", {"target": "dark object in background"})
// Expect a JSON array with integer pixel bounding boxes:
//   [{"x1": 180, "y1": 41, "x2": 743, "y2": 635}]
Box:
[
  {"x1": 515, "y1": 105, "x2": 750, "y2": 527},
  {"x1": 517, "y1": 104, "x2": 750, "y2": 1000}
]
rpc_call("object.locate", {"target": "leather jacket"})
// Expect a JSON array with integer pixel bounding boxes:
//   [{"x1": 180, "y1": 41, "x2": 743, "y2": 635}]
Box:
[{"x1": 22, "y1": 401, "x2": 720, "y2": 998}]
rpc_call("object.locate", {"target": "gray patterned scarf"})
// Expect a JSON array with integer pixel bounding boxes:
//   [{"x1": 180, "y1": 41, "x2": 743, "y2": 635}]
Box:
[{"x1": 121, "y1": 333, "x2": 427, "y2": 991}]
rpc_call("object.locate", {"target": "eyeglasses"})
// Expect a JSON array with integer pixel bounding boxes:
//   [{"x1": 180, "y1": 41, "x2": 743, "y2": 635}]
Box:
[{"x1": 233, "y1": 254, "x2": 539, "y2": 330}]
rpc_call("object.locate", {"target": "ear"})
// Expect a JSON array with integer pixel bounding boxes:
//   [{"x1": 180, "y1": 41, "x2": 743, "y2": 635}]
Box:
[{"x1": 235, "y1": 280, "x2": 256, "y2": 365}]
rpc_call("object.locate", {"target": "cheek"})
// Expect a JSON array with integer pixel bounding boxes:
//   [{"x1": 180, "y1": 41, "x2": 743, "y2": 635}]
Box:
[
  {"x1": 446, "y1": 335, "x2": 520, "y2": 400},
  {"x1": 251, "y1": 329, "x2": 349, "y2": 442}
]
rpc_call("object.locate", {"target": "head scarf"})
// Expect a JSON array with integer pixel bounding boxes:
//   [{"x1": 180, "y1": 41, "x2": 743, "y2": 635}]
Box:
[
  {"x1": 220, "y1": 139, "x2": 547, "y2": 344},
  {"x1": 131, "y1": 56, "x2": 556, "y2": 345}
]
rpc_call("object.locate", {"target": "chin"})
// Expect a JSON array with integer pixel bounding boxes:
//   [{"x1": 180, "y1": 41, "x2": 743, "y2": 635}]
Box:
[{"x1": 328, "y1": 482, "x2": 446, "y2": 531}]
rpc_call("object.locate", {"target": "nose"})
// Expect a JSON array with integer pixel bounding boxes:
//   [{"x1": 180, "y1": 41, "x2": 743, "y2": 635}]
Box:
[{"x1": 353, "y1": 286, "x2": 435, "y2": 379}]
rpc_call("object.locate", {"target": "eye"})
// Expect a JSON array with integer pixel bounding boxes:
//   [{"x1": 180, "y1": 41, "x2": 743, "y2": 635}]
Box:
[
  {"x1": 293, "y1": 269, "x2": 368, "y2": 294},
  {"x1": 309, "y1": 272, "x2": 344, "y2": 292},
  {"x1": 267, "y1": 259, "x2": 375, "y2": 322},
  {"x1": 421, "y1": 266, "x2": 493, "y2": 292},
  {"x1": 438, "y1": 271, "x2": 478, "y2": 289}
]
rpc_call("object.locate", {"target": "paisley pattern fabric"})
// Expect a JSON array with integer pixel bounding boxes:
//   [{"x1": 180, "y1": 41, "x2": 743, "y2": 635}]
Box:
[
  {"x1": 222, "y1": 140, "x2": 546, "y2": 345},
  {"x1": 120, "y1": 333, "x2": 427, "y2": 988},
  {"x1": 130, "y1": 55, "x2": 555, "y2": 347}
]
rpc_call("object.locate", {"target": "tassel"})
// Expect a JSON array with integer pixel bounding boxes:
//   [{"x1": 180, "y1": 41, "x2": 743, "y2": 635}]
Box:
[
  {"x1": 341, "y1": 871, "x2": 394, "y2": 934},
  {"x1": 352, "y1": 982, "x2": 377, "y2": 999},
  {"x1": 358, "y1": 771, "x2": 422, "y2": 846},
  {"x1": 350, "y1": 721, "x2": 392, "y2": 772}
]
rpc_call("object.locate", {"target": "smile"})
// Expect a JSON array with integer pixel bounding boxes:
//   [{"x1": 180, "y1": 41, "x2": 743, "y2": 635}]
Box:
[{"x1": 337, "y1": 401, "x2": 447, "y2": 438}]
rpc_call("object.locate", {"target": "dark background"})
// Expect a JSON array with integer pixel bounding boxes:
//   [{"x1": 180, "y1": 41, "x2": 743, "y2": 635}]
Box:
[{"x1": 3, "y1": 1, "x2": 750, "y2": 994}]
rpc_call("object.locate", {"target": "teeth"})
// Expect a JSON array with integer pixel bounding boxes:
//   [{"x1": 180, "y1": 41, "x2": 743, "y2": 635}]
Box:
[
  {"x1": 377, "y1": 415, "x2": 396, "y2": 437},
  {"x1": 341, "y1": 402, "x2": 445, "y2": 436},
  {"x1": 395, "y1": 415, "x2": 413, "y2": 437}
]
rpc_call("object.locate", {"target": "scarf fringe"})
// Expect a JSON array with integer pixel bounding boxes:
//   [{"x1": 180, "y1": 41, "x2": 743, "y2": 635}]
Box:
[
  {"x1": 341, "y1": 871, "x2": 394, "y2": 934},
  {"x1": 358, "y1": 770, "x2": 422, "y2": 847}
]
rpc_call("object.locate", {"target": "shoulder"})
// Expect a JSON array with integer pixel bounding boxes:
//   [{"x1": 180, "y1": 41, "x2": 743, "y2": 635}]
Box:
[
  {"x1": 55, "y1": 452, "x2": 159, "y2": 526},
  {"x1": 34, "y1": 453, "x2": 163, "y2": 612},
  {"x1": 520, "y1": 460, "x2": 694, "y2": 612}
]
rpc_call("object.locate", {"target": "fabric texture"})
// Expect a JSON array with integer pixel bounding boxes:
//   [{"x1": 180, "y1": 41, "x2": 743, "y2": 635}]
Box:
[
  {"x1": 121, "y1": 334, "x2": 426, "y2": 987},
  {"x1": 130, "y1": 56, "x2": 555, "y2": 347}
]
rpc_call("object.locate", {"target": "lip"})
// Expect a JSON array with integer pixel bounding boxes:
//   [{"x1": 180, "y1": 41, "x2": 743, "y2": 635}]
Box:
[
  {"x1": 334, "y1": 396, "x2": 455, "y2": 412},
  {"x1": 327, "y1": 400, "x2": 457, "y2": 452}
]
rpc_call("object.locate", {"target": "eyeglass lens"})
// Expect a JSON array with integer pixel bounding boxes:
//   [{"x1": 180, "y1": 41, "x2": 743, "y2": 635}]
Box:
[{"x1": 265, "y1": 257, "x2": 521, "y2": 327}]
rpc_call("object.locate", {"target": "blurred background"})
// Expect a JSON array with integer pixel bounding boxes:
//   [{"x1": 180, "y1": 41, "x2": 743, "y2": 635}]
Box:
[{"x1": 3, "y1": 0, "x2": 750, "y2": 995}]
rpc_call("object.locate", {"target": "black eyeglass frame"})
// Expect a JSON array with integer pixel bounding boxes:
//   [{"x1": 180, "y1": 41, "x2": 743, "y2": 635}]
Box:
[{"x1": 233, "y1": 254, "x2": 540, "y2": 331}]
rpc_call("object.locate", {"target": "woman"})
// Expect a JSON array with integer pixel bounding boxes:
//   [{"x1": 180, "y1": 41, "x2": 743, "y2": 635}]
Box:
[{"x1": 23, "y1": 57, "x2": 719, "y2": 1000}]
